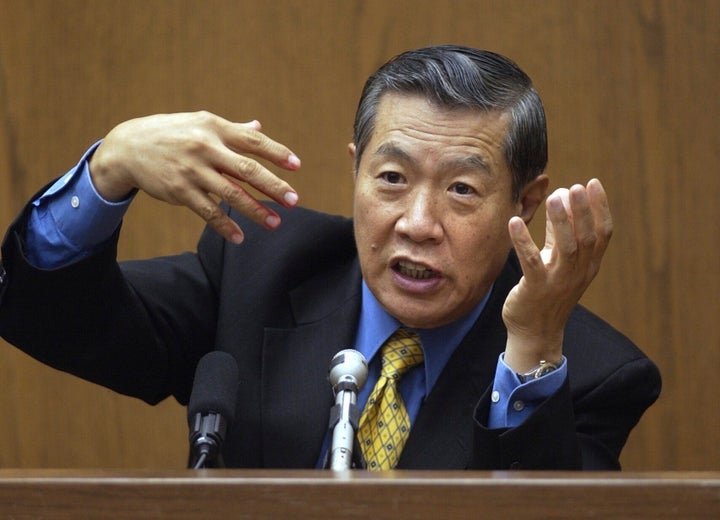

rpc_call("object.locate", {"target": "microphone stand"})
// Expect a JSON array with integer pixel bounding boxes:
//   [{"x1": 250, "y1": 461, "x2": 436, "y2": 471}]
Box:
[
  {"x1": 327, "y1": 378, "x2": 362, "y2": 470},
  {"x1": 188, "y1": 412, "x2": 228, "y2": 469},
  {"x1": 325, "y1": 349, "x2": 368, "y2": 470}
]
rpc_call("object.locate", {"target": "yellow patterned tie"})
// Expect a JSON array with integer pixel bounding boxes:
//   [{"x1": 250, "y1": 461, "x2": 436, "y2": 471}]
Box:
[{"x1": 357, "y1": 328, "x2": 424, "y2": 470}]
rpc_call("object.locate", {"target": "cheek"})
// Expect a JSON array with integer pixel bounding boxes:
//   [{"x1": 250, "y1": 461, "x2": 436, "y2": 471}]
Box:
[
  {"x1": 353, "y1": 182, "x2": 377, "y2": 221},
  {"x1": 458, "y1": 217, "x2": 507, "y2": 249},
  {"x1": 353, "y1": 197, "x2": 386, "y2": 267},
  {"x1": 354, "y1": 189, "x2": 394, "y2": 240}
]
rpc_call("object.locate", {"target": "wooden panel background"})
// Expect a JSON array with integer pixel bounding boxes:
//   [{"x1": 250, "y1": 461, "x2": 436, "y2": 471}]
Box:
[{"x1": 0, "y1": 0, "x2": 717, "y2": 470}]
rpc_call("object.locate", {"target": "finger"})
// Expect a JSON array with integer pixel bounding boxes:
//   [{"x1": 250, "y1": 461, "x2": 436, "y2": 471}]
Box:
[
  {"x1": 218, "y1": 152, "x2": 300, "y2": 208},
  {"x1": 587, "y1": 178, "x2": 613, "y2": 254},
  {"x1": 555, "y1": 187, "x2": 572, "y2": 216},
  {"x1": 200, "y1": 173, "x2": 285, "y2": 231},
  {"x1": 568, "y1": 184, "x2": 598, "y2": 266},
  {"x1": 182, "y1": 190, "x2": 248, "y2": 244},
  {"x1": 221, "y1": 120, "x2": 301, "y2": 172},
  {"x1": 240, "y1": 120, "x2": 262, "y2": 131},
  {"x1": 509, "y1": 216, "x2": 545, "y2": 283},
  {"x1": 546, "y1": 192, "x2": 577, "y2": 263},
  {"x1": 208, "y1": 120, "x2": 300, "y2": 208},
  {"x1": 542, "y1": 188, "x2": 570, "y2": 259}
]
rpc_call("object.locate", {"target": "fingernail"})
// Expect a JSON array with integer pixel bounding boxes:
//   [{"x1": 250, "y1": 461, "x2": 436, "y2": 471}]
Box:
[
  {"x1": 572, "y1": 189, "x2": 587, "y2": 203},
  {"x1": 287, "y1": 154, "x2": 301, "y2": 169},
  {"x1": 231, "y1": 232, "x2": 244, "y2": 244},
  {"x1": 548, "y1": 196, "x2": 563, "y2": 211},
  {"x1": 509, "y1": 217, "x2": 523, "y2": 232},
  {"x1": 265, "y1": 215, "x2": 281, "y2": 229},
  {"x1": 284, "y1": 191, "x2": 299, "y2": 206}
]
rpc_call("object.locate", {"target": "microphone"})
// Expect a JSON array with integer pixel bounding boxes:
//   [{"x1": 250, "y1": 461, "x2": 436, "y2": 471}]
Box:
[
  {"x1": 187, "y1": 351, "x2": 239, "y2": 469},
  {"x1": 327, "y1": 349, "x2": 368, "y2": 470}
]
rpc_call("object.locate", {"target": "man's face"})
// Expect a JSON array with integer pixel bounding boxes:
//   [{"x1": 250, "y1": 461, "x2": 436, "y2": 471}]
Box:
[{"x1": 352, "y1": 93, "x2": 542, "y2": 328}]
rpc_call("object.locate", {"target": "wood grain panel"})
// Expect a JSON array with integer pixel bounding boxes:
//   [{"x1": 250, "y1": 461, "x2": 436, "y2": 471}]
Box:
[{"x1": 0, "y1": 0, "x2": 717, "y2": 470}]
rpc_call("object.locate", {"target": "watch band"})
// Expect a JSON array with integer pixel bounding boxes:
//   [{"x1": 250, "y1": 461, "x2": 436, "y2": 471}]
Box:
[{"x1": 517, "y1": 359, "x2": 558, "y2": 383}]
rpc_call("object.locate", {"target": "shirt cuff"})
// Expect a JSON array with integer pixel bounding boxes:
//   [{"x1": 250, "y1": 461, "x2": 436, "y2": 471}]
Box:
[
  {"x1": 26, "y1": 141, "x2": 134, "y2": 268},
  {"x1": 488, "y1": 353, "x2": 567, "y2": 428}
]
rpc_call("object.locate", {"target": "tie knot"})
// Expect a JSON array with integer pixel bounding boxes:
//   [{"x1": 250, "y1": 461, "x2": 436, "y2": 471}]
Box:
[{"x1": 380, "y1": 329, "x2": 424, "y2": 380}]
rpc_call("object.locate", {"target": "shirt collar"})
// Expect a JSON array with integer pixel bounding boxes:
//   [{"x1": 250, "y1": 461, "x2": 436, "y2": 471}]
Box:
[{"x1": 354, "y1": 280, "x2": 491, "y2": 395}]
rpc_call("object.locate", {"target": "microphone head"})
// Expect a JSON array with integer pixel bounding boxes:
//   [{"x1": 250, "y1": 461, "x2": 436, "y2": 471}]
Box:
[
  {"x1": 187, "y1": 351, "x2": 239, "y2": 425},
  {"x1": 328, "y1": 349, "x2": 368, "y2": 391}
]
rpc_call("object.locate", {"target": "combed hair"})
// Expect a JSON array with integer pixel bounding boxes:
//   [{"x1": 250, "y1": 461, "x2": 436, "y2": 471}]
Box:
[{"x1": 352, "y1": 45, "x2": 547, "y2": 200}]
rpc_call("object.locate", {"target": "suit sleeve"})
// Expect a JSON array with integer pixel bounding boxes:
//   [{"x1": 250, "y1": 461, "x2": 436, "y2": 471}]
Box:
[
  {"x1": 471, "y1": 355, "x2": 661, "y2": 470},
  {"x1": 0, "y1": 194, "x2": 220, "y2": 405}
]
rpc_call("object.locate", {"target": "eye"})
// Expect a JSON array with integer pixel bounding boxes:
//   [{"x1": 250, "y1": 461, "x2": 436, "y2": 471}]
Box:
[
  {"x1": 450, "y1": 182, "x2": 476, "y2": 195},
  {"x1": 381, "y1": 171, "x2": 405, "y2": 184}
]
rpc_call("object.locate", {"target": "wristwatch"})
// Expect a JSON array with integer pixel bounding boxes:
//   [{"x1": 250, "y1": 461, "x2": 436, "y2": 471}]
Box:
[{"x1": 517, "y1": 360, "x2": 558, "y2": 383}]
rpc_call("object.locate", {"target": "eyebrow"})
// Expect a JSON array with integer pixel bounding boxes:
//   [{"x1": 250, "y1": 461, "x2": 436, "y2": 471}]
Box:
[
  {"x1": 375, "y1": 142, "x2": 413, "y2": 163},
  {"x1": 374, "y1": 142, "x2": 492, "y2": 174}
]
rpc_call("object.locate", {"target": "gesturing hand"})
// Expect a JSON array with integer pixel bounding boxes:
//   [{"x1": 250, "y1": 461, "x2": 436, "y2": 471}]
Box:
[
  {"x1": 89, "y1": 111, "x2": 301, "y2": 243},
  {"x1": 502, "y1": 179, "x2": 613, "y2": 373}
]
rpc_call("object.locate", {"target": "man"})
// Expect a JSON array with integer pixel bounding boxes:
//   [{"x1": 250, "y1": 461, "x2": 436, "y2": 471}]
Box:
[{"x1": 0, "y1": 45, "x2": 660, "y2": 470}]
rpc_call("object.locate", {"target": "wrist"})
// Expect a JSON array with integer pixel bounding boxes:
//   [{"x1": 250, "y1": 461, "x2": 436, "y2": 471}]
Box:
[
  {"x1": 89, "y1": 140, "x2": 136, "y2": 202},
  {"x1": 504, "y1": 332, "x2": 563, "y2": 374}
]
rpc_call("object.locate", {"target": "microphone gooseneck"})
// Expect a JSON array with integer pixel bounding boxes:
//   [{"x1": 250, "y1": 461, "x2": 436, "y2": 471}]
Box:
[
  {"x1": 327, "y1": 349, "x2": 368, "y2": 471},
  {"x1": 187, "y1": 351, "x2": 239, "y2": 469}
]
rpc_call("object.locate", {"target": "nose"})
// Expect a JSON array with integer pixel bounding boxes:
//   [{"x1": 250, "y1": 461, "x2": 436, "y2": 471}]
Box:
[{"x1": 394, "y1": 188, "x2": 444, "y2": 243}]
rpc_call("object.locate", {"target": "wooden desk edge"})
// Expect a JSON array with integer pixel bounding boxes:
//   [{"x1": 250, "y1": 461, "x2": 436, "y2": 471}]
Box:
[{"x1": 0, "y1": 470, "x2": 718, "y2": 519}]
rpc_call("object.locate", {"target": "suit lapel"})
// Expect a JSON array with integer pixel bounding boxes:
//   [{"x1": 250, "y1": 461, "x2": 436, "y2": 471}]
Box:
[{"x1": 260, "y1": 259, "x2": 362, "y2": 468}]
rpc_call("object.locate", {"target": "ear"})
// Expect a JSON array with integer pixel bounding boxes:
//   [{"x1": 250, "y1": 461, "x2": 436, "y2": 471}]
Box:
[
  {"x1": 348, "y1": 143, "x2": 358, "y2": 183},
  {"x1": 516, "y1": 174, "x2": 549, "y2": 223}
]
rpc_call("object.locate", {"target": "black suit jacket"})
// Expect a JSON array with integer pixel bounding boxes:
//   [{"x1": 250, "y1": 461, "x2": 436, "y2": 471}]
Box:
[{"x1": 0, "y1": 200, "x2": 661, "y2": 470}]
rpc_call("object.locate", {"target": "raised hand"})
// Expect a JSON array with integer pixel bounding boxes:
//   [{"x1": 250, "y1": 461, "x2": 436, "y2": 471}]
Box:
[
  {"x1": 502, "y1": 179, "x2": 613, "y2": 373},
  {"x1": 89, "y1": 111, "x2": 301, "y2": 243}
]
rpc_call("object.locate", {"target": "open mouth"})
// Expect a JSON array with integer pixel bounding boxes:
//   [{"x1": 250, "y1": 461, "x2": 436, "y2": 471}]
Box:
[{"x1": 394, "y1": 259, "x2": 439, "y2": 280}]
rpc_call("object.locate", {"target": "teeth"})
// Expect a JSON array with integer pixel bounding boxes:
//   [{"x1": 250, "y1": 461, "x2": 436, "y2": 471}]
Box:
[{"x1": 398, "y1": 259, "x2": 435, "y2": 280}]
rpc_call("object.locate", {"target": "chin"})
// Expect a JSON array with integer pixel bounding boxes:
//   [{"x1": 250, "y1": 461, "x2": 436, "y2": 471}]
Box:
[
  {"x1": 389, "y1": 307, "x2": 452, "y2": 329},
  {"x1": 373, "y1": 284, "x2": 459, "y2": 328}
]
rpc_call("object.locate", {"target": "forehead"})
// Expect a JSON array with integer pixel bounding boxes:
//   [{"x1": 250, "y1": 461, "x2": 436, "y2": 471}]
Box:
[{"x1": 365, "y1": 93, "x2": 511, "y2": 170}]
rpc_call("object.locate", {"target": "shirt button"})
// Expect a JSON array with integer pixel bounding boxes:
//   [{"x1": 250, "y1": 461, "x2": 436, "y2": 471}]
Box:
[
  {"x1": 513, "y1": 400, "x2": 525, "y2": 412},
  {"x1": 71, "y1": 195, "x2": 80, "y2": 208},
  {"x1": 491, "y1": 391, "x2": 500, "y2": 403}
]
